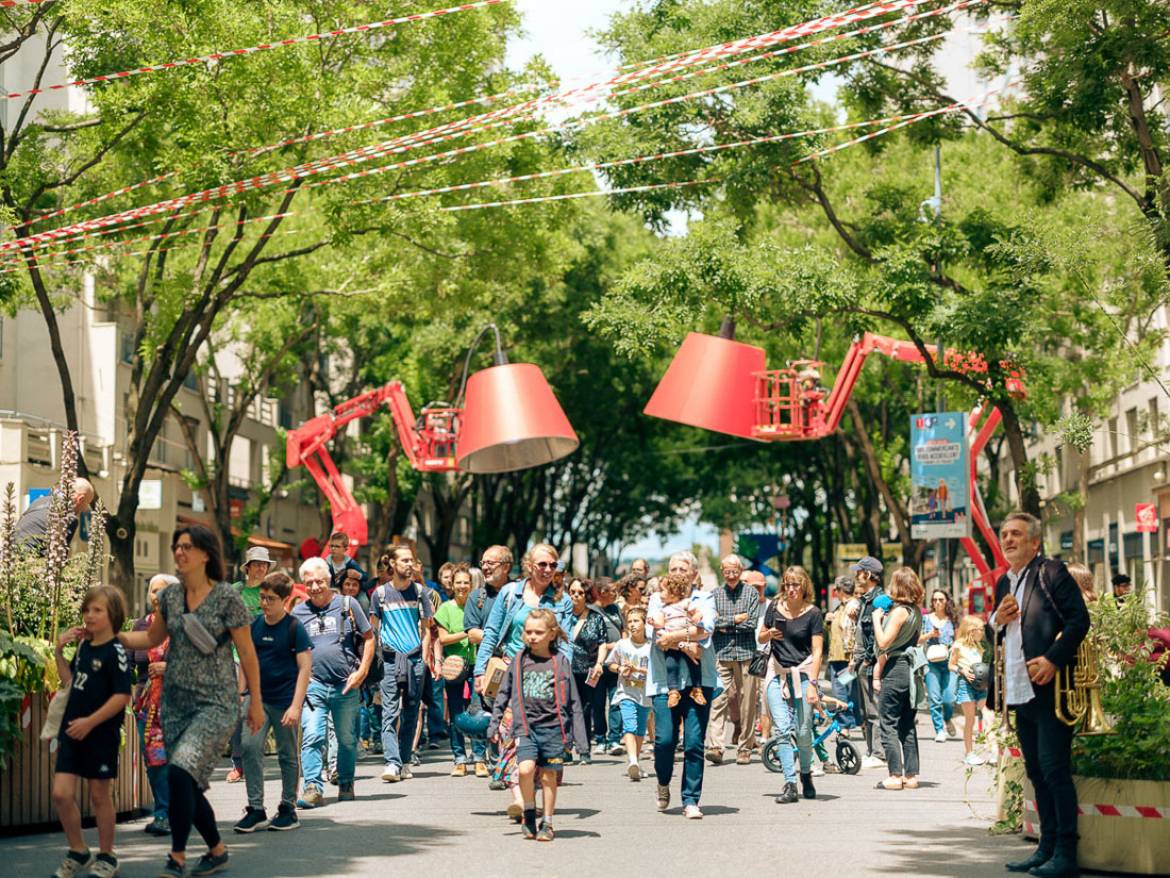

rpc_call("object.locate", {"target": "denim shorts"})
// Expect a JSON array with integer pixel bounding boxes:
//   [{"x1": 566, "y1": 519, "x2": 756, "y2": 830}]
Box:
[
  {"x1": 618, "y1": 700, "x2": 649, "y2": 737},
  {"x1": 955, "y1": 677, "x2": 987, "y2": 704},
  {"x1": 514, "y1": 722, "x2": 569, "y2": 770}
]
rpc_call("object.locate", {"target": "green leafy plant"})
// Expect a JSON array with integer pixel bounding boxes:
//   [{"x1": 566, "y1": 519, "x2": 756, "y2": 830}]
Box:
[{"x1": 1071, "y1": 593, "x2": 1170, "y2": 782}]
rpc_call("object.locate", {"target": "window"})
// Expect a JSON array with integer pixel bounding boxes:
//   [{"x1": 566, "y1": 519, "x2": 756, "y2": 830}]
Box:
[
  {"x1": 1053, "y1": 447, "x2": 1063, "y2": 494},
  {"x1": 1150, "y1": 397, "x2": 1162, "y2": 439},
  {"x1": 229, "y1": 435, "x2": 252, "y2": 488},
  {"x1": 1125, "y1": 408, "x2": 1139, "y2": 454},
  {"x1": 1108, "y1": 417, "x2": 1119, "y2": 460}
]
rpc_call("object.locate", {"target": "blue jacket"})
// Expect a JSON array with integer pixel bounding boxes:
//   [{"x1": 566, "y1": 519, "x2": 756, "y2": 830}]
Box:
[
  {"x1": 472, "y1": 578, "x2": 573, "y2": 676},
  {"x1": 487, "y1": 649, "x2": 587, "y2": 753}
]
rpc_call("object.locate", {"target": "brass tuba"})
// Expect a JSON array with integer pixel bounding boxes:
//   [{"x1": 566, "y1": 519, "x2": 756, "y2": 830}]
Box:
[
  {"x1": 994, "y1": 636, "x2": 1013, "y2": 731},
  {"x1": 1055, "y1": 637, "x2": 1114, "y2": 736}
]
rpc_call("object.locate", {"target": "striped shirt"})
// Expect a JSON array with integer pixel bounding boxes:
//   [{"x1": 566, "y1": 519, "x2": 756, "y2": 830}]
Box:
[
  {"x1": 369, "y1": 582, "x2": 434, "y2": 655},
  {"x1": 711, "y1": 582, "x2": 761, "y2": 662}
]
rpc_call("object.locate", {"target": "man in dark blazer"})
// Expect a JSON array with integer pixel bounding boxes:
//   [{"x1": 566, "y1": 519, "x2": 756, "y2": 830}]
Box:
[{"x1": 991, "y1": 512, "x2": 1090, "y2": 878}]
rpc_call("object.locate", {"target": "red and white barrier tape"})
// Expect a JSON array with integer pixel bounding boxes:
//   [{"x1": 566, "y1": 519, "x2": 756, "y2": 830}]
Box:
[
  {"x1": 1024, "y1": 799, "x2": 1170, "y2": 820},
  {"x1": 0, "y1": 0, "x2": 46, "y2": 7},
  {"x1": 793, "y1": 79, "x2": 1017, "y2": 164},
  {"x1": 0, "y1": 0, "x2": 955, "y2": 253},
  {"x1": 2, "y1": 0, "x2": 507, "y2": 102},
  {"x1": 440, "y1": 178, "x2": 717, "y2": 211},
  {"x1": 0, "y1": 212, "x2": 292, "y2": 271}
]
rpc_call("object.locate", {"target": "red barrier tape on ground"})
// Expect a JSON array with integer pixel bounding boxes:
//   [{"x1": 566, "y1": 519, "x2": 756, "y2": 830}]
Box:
[{"x1": 1, "y1": 0, "x2": 506, "y2": 102}]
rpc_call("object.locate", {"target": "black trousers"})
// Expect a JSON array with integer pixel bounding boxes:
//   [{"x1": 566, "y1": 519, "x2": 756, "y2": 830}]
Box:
[
  {"x1": 858, "y1": 664, "x2": 881, "y2": 756},
  {"x1": 877, "y1": 658, "x2": 919, "y2": 777},
  {"x1": 1015, "y1": 694, "x2": 1077, "y2": 849}
]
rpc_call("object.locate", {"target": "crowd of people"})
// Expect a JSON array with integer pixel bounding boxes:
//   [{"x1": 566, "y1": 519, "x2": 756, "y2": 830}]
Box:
[{"x1": 49, "y1": 512, "x2": 1099, "y2": 877}]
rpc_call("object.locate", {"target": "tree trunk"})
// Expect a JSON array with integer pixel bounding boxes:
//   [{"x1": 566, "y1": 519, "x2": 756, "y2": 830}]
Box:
[
  {"x1": 108, "y1": 519, "x2": 137, "y2": 599},
  {"x1": 997, "y1": 402, "x2": 1042, "y2": 518}
]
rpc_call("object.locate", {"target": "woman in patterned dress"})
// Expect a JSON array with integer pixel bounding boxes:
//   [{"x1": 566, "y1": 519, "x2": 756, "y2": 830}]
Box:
[{"x1": 121, "y1": 525, "x2": 262, "y2": 878}]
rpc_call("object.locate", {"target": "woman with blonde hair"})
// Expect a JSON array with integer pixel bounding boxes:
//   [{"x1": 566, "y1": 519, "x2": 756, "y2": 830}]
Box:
[
  {"x1": 1066, "y1": 562, "x2": 1096, "y2": 603},
  {"x1": 872, "y1": 567, "x2": 924, "y2": 791},
  {"x1": 757, "y1": 565, "x2": 824, "y2": 804}
]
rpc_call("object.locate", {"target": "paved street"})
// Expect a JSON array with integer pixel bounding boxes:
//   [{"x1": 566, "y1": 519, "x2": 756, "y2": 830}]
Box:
[{"x1": 1, "y1": 715, "x2": 1032, "y2": 877}]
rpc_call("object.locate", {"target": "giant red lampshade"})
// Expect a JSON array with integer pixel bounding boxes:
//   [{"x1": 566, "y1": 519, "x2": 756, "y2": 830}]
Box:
[
  {"x1": 644, "y1": 330, "x2": 766, "y2": 439},
  {"x1": 456, "y1": 363, "x2": 579, "y2": 473}
]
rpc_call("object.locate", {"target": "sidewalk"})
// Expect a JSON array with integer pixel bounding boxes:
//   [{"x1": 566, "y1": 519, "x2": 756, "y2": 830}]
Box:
[{"x1": 1, "y1": 715, "x2": 1023, "y2": 877}]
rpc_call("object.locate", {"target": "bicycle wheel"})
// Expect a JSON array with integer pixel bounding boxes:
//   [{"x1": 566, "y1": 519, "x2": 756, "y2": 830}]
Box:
[
  {"x1": 836, "y1": 739, "x2": 861, "y2": 775},
  {"x1": 762, "y1": 738, "x2": 784, "y2": 773}
]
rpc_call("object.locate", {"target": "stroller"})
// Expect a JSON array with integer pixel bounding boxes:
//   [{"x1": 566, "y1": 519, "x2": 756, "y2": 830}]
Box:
[{"x1": 762, "y1": 694, "x2": 861, "y2": 775}]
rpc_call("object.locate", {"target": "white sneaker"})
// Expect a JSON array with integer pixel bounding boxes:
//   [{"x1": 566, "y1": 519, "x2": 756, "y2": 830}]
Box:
[
  {"x1": 683, "y1": 805, "x2": 703, "y2": 820},
  {"x1": 607, "y1": 743, "x2": 625, "y2": 756},
  {"x1": 592, "y1": 743, "x2": 606, "y2": 755},
  {"x1": 381, "y1": 766, "x2": 401, "y2": 783},
  {"x1": 935, "y1": 731, "x2": 948, "y2": 743},
  {"x1": 811, "y1": 762, "x2": 825, "y2": 777},
  {"x1": 53, "y1": 852, "x2": 94, "y2": 878},
  {"x1": 964, "y1": 752, "x2": 986, "y2": 766},
  {"x1": 861, "y1": 755, "x2": 886, "y2": 770}
]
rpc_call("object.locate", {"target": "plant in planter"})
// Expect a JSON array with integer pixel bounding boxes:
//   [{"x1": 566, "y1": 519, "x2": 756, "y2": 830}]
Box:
[
  {"x1": 1071, "y1": 593, "x2": 1170, "y2": 781},
  {"x1": 0, "y1": 431, "x2": 111, "y2": 766}
]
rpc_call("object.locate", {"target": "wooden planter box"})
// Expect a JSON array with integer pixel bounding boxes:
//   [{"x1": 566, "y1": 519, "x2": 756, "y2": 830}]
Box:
[
  {"x1": 1023, "y1": 776, "x2": 1170, "y2": 875},
  {"x1": 1, "y1": 693, "x2": 151, "y2": 833}
]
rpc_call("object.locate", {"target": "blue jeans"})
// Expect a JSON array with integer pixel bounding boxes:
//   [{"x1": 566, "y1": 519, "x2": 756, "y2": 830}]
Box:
[
  {"x1": 924, "y1": 661, "x2": 956, "y2": 733},
  {"x1": 766, "y1": 674, "x2": 813, "y2": 784},
  {"x1": 301, "y1": 680, "x2": 360, "y2": 791},
  {"x1": 424, "y1": 670, "x2": 448, "y2": 741},
  {"x1": 445, "y1": 679, "x2": 486, "y2": 764},
  {"x1": 651, "y1": 688, "x2": 712, "y2": 807},
  {"x1": 136, "y1": 716, "x2": 168, "y2": 819},
  {"x1": 380, "y1": 652, "x2": 425, "y2": 768},
  {"x1": 828, "y1": 660, "x2": 858, "y2": 728}
]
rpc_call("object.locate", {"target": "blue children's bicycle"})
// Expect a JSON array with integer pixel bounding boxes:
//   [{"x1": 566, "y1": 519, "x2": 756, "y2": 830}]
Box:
[{"x1": 762, "y1": 696, "x2": 861, "y2": 775}]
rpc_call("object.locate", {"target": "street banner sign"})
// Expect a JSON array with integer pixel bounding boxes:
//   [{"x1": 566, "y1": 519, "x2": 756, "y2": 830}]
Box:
[
  {"x1": 1136, "y1": 502, "x2": 1158, "y2": 533},
  {"x1": 910, "y1": 411, "x2": 971, "y2": 539}
]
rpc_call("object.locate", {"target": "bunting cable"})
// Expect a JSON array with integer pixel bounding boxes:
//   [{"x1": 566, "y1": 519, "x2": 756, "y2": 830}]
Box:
[
  {"x1": 439, "y1": 178, "x2": 718, "y2": 211},
  {"x1": 0, "y1": 0, "x2": 969, "y2": 253},
  {"x1": 21, "y1": 0, "x2": 979, "y2": 238},
  {"x1": 1, "y1": 0, "x2": 507, "y2": 102}
]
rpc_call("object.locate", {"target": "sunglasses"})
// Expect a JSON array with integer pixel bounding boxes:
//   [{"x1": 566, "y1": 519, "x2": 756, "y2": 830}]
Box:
[{"x1": 534, "y1": 562, "x2": 558, "y2": 570}]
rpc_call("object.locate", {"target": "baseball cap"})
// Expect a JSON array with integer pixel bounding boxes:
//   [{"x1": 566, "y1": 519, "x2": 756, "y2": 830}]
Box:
[
  {"x1": 244, "y1": 546, "x2": 274, "y2": 567},
  {"x1": 849, "y1": 555, "x2": 883, "y2": 575}
]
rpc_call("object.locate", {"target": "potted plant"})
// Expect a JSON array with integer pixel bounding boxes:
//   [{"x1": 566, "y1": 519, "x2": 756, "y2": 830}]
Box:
[{"x1": 1014, "y1": 593, "x2": 1170, "y2": 875}]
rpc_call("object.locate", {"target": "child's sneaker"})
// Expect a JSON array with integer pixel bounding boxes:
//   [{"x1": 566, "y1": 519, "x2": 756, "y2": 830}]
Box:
[
  {"x1": 156, "y1": 855, "x2": 185, "y2": 878},
  {"x1": 268, "y1": 803, "x2": 300, "y2": 831},
  {"x1": 536, "y1": 821, "x2": 555, "y2": 842},
  {"x1": 89, "y1": 853, "x2": 119, "y2": 878},
  {"x1": 52, "y1": 850, "x2": 93, "y2": 878},
  {"x1": 233, "y1": 806, "x2": 269, "y2": 833}
]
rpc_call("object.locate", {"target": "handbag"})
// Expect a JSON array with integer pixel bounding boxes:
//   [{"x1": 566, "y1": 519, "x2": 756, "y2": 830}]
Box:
[
  {"x1": 926, "y1": 644, "x2": 949, "y2": 663},
  {"x1": 441, "y1": 654, "x2": 471, "y2": 684},
  {"x1": 747, "y1": 648, "x2": 770, "y2": 679},
  {"x1": 40, "y1": 688, "x2": 70, "y2": 741}
]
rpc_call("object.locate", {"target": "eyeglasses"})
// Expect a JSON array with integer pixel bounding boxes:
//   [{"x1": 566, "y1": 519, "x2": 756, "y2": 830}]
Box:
[
  {"x1": 172, "y1": 542, "x2": 195, "y2": 552},
  {"x1": 534, "y1": 561, "x2": 558, "y2": 570},
  {"x1": 259, "y1": 594, "x2": 281, "y2": 604},
  {"x1": 480, "y1": 558, "x2": 499, "y2": 568}
]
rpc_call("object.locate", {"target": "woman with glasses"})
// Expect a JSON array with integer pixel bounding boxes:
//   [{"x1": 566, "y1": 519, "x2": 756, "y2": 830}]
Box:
[
  {"x1": 565, "y1": 578, "x2": 615, "y2": 763},
  {"x1": 920, "y1": 589, "x2": 958, "y2": 742},
  {"x1": 472, "y1": 544, "x2": 574, "y2": 691},
  {"x1": 120, "y1": 525, "x2": 262, "y2": 878},
  {"x1": 757, "y1": 566, "x2": 824, "y2": 805}
]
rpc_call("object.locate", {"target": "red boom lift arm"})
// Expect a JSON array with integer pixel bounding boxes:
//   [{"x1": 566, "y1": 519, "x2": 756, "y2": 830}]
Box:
[
  {"x1": 751, "y1": 332, "x2": 1016, "y2": 591},
  {"x1": 285, "y1": 382, "x2": 461, "y2": 556}
]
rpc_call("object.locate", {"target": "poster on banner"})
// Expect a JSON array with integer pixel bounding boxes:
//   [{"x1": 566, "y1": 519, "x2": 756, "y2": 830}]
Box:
[
  {"x1": 910, "y1": 412, "x2": 971, "y2": 539},
  {"x1": 1136, "y1": 503, "x2": 1158, "y2": 533}
]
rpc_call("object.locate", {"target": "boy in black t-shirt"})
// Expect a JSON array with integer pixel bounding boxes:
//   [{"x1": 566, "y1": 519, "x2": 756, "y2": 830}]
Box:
[
  {"x1": 235, "y1": 572, "x2": 313, "y2": 833},
  {"x1": 51, "y1": 586, "x2": 133, "y2": 878}
]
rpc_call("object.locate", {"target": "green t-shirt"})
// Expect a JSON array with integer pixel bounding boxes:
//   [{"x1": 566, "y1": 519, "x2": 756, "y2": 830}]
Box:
[
  {"x1": 434, "y1": 599, "x2": 476, "y2": 665},
  {"x1": 233, "y1": 580, "x2": 263, "y2": 616}
]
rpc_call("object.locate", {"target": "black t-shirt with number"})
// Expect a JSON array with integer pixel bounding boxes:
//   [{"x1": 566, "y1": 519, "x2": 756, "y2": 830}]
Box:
[
  {"x1": 60, "y1": 638, "x2": 133, "y2": 742},
  {"x1": 765, "y1": 603, "x2": 825, "y2": 668}
]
